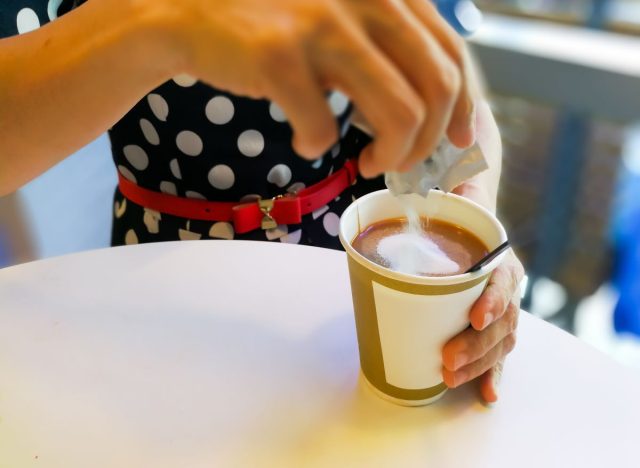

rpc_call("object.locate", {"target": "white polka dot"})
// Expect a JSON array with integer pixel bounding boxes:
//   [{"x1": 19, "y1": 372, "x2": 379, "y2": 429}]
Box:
[
  {"x1": 143, "y1": 209, "x2": 161, "y2": 234},
  {"x1": 267, "y1": 164, "x2": 292, "y2": 188},
  {"x1": 118, "y1": 165, "x2": 137, "y2": 183},
  {"x1": 139, "y1": 119, "x2": 160, "y2": 145},
  {"x1": 179, "y1": 227, "x2": 202, "y2": 241},
  {"x1": 329, "y1": 91, "x2": 349, "y2": 116},
  {"x1": 114, "y1": 199, "x2": 127, "y2": 219},
  {"x1": 266, "y1": 224, "x2": 288, "y2": 241},
  {"x1": 169, "y1": 159, "x2": 182, "y2": 180},
  {"x1": 173, "y1": 74, "x2": 197, "y2": 87},
  {"x1": 240, "y1": 194, "x2": 261, "y2": 203},
  {"x1": 176, "y1": 130, "x2": 203, "y2": 156},
  {"x1": 281, "y1": 229, "x2": 302, "y2": 244},
  {"x1": 311, "y1": 158, "x2": 324, "y2": 169},
  {"x1": 323, "y1": 212, "x2": 340, "y2": 237},
  {"x1": 312, "y1": 205, "x2": 330, "y2": 220},
  {"x1": 237, "y1": 130, "x2": 264, "y2": 157},
  {"x1": 48, "y1": 0, "x2": 63, "y2": 20},
  {"x1": 125, "y1": 229, "x2": 138, "y2": 245},
  {"x1": 206, "y1": 96, "x2": 235, "y2": 125},
  {"x1": 186, "y1": 191, "x2": 206, "y2": 200},
  {"x1": 331, "y1": 144, "x2": 341, "y2": 159},
  {"x1": 269, "y1": 102, "x2": 287, "y2": 122},
  {"x1": 123, "y1": 145, "x2": 149, "y2": 171},
  {"x1": 160, "y1": 181, "x2": 177, "y2": 195},
  {"x1": 208, "y1": 165, "x2": 235, "y2": 190},
  {"x1": 147, "y1": 94, "x2": 169, "y2": 121},
  {"x1": 17, "y1": 8, "x2": 40, "y2": 34},
  {"x1": 287, "y1": 182, "x2": 306, "y2": 194},
  {"x1": 209, "y1": 222, "x2": 234, "y2": 240}
]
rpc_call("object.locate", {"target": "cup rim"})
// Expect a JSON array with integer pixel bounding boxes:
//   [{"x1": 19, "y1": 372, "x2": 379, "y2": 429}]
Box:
[{"x1": 339, "y1": 189, "x2": 509, "y2": 286}]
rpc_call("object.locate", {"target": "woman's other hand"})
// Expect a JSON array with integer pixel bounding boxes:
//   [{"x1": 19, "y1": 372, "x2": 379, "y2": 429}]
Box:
[
  {"x1": 442, "y1": 249, "x2": 524, "y2": 403},
  {"x1": 163, "y1": 0, "x2": 474, "y2": 174},
  {"x1": 440, "y1": 98, "x2": 524, "y2": 403}
]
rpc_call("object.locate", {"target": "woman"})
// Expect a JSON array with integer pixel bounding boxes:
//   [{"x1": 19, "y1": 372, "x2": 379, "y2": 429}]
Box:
[{"x1": 0, "y1": 0, "x2": 523, "y2": 402}]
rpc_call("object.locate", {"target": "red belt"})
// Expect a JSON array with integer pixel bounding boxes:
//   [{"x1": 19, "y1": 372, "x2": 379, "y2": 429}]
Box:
[{"x1": 117, "y1": 159, "x2": 358, "y2": 234}]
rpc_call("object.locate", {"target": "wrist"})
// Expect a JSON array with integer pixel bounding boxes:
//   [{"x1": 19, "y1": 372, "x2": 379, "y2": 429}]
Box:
[{"x1": 453, "y1": 177, "x2": 497, "y2": 214}]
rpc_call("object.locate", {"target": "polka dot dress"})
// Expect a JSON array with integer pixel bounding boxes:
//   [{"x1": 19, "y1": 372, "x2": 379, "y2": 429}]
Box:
[{"x1": 2, "y1": 1, "x2": 386, "y2": 250}]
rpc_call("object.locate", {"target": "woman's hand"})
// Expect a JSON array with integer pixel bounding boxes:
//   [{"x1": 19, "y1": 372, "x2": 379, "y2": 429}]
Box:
[
  {"x1": 164, "y1": 0, "x2": 475, "y2": 174},
  {"x1": 442, "y1": 249, "x2": 524, "y2": 403},
  {"x1": 0, "y1": 0, "x2": 471, "y2": 194},
  {"x1": 439, "y1": 97, "x2": 525, "y2": 403}
]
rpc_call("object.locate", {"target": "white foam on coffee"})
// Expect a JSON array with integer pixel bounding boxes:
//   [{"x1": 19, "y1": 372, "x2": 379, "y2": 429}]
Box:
[{"x1": 377, "y1": 232, "x2": 459, "y2": 276}]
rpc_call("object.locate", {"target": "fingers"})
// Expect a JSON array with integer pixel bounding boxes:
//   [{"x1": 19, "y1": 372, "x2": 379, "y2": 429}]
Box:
[
  {"x1": 262, "y1": 47, "x2": 338, "y2": 159},
  {"x1": 469, "y1": 250, "x2": 525, "y2": 331},
  {"x1": 361, "y1": 1, "x2": 461, "y2": 171},
  {"x1": 479, "y1": 359, "x2": 504, "y2": 403},
  {"x1": 441, "y1": 252, "x2": 524, "y2": 399},
  {"x1": 442, "y1": 302, "x2": 519, "y2": 373},
  {"x1": 261, "y1": 0, "x2": 474, "y2": 174},
  {"x1": 317, "y1": 26, "x2": 423, "y2": 178},
  {"x1": 404, "y1": 0, "x2": 476, "y2": 149},
  {"x1": 443, "y1": 333, "x2": 516, "y2": 388}
]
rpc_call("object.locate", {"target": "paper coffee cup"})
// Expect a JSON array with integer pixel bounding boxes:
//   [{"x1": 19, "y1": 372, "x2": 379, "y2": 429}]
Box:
[{"x1": 339, "y1": 189, "x2": 508, "y2": 406}]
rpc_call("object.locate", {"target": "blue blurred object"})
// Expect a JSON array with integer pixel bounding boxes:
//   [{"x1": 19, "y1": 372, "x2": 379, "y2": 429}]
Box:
[
  {"x1": 434, "y1": 0, "x2": 483, "y2": 36},
  {"x1": 612, "y1": 225, "x2": 640, "y2": 337},
  {"x1": 611, "y1": 127, "x2": 640, "y2": 338},
  {"x1": 0, "y1": 230, "x2": 9, "y2": 268}
]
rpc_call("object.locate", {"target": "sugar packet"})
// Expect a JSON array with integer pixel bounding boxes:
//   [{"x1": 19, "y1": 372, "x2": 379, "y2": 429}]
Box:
[
  {"x1": 385, "y1": 138, "x2": 487, "y2": 196},
  {"x1": 350, "y1": 111, "x2": 488, "y2": 196}
]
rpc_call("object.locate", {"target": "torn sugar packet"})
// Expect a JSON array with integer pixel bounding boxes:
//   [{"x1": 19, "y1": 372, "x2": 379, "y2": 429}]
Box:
[
  {"x1": 350, "y1": 110, "x2": 488, "y2": 196},
  {"x1": 385, "y1": 139, "x2": 488, "y2": 196}
]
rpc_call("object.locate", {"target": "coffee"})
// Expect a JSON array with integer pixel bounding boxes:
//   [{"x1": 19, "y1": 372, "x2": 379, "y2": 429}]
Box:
[{"x1": 352, "y1": 217, "x2": 488, "y2": 277}]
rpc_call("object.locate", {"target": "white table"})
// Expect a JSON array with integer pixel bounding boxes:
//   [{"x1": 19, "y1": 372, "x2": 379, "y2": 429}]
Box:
[{"x1": 1, "y1": 241, "x2": 639, "y2": 468}]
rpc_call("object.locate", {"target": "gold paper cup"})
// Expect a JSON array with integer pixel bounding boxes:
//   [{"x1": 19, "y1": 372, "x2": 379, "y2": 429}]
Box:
[{"x1": 339, "y1": 190, "x2": 508, "y2": 406}]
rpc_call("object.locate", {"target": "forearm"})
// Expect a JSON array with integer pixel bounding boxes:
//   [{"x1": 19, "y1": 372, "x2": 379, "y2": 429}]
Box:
[
  {"x1": 0, "y1": 0, "x2": 181, "y2": 196},
  {"x1": 453, "y1": 51, "x2": 501, "y2": 213},
  {"x1": 455, "y1": 99, "x2": 502, "y2": 212}
]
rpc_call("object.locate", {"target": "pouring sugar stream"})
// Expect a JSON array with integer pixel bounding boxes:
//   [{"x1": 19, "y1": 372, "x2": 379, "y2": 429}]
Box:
[
  {"x1": 382, "y1": 138, "x2": 488, "y2": 275},
  {"x1": 350, "y1": 113, "x2": 489, "y2": 276}
]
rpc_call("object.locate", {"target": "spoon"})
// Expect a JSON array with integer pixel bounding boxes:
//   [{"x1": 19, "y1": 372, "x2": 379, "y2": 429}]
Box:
[{"x1": 465, "y1": 241, "x2": 511, "y2": 273}]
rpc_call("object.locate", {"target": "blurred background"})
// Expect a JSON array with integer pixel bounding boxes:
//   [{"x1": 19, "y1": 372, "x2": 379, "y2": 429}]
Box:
[{"x1": 1, "y1": 1, "x2": 640, "y2": 367}]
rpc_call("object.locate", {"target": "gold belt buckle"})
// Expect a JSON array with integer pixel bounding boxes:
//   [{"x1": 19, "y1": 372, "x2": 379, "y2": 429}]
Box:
[{"x1": 258, "y1": 196, "x2": 279, "y2": 230}]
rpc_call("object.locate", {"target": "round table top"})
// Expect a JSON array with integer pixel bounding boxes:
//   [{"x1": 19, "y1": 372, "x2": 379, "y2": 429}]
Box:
[{"x1": 1, "y1": 241, "x2": 639, "y2": 468}]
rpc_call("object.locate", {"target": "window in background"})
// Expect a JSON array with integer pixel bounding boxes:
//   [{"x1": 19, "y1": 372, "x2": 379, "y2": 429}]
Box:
[
  {"x1": 475, "y1": 0, "x2": 640, "y2": 34},
  {"x1": 470, "y1": 0, "x2": 640, "y2": 361}
]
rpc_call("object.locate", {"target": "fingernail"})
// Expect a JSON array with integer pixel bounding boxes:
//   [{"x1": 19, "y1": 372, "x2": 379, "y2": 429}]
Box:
[
  {"x1": 399, "y1": 162, "x2": 413, "y2": 173},
  {"x1": 481, "y1": 313, "x2": 494, "y2": 330},
  {"x1": 492, "y1": 366, "x2": 503, "y2": 398},
  {"x1": 454, "y1": 352, "x2": 468, "y2": 370}
]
